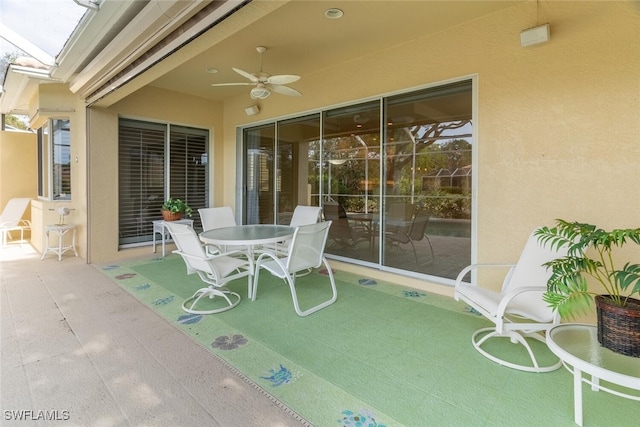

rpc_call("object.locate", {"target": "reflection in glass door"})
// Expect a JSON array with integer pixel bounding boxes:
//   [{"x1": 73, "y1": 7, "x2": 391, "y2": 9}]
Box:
[{"x1": 321, "y1": 101, "x2": 381, "y2": 264}]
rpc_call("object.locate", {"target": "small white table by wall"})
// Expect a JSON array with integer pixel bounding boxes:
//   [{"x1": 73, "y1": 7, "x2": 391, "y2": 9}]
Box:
[
  {"x1": 41, "y1": 224, "x2": 78, "y2": 261},
  {"x1": 152, "y1": 219, "x2": 194, "y2": 256},
  {"x1": 547, "y1": 324, "x2": 640, "y2": 426}
]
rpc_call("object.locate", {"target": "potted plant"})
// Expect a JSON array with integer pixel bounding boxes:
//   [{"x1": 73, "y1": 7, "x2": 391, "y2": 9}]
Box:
[
  {"x1": 535, "y1": 220, "x2": 640, "y2": 357},
  {"x1": 161, "y1": 198, "x2": 192, "y2": 221}
]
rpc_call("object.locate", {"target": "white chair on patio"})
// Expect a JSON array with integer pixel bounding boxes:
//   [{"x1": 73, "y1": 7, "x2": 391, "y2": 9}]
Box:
[
  {"x1": 454, "y1": 228, "x2": 569, "y2": 372},
  {"x1": 263, "y1": 205, "x2": 322, "y2": 256},
  {"x1": 198, "y1": 206, "x2": 244, "y2": 254},
  {"x1": 252, "y1": 221, "x2": 337, "y2": 317},
  {"x1": 165, "y1": 222, "x2": 253, "y2": 315},
  {"x1": 0, "y1": 198, "x2": 31, "y2": 248}
]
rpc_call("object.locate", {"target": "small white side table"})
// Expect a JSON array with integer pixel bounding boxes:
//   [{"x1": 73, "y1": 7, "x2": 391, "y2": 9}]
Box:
[
  {"x1": 547, "y1": 324, "x2": 640, "y2": 426},
  {"x1": 41, "y1": 224, "x2": 78, "y2": 261},
  {"x1": 152, "y1": 219, "x2": 194, "y2": 256}
]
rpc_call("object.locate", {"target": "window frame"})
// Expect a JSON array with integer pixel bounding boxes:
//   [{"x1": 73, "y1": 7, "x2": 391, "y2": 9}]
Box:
[{"x1": 37, "y1": 117, "x2": 71, "y2": 201}]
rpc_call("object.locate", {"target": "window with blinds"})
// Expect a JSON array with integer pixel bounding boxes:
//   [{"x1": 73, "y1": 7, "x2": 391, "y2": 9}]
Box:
[{"x1": 118, "y1": 119, "x2": 208, "y2": 247}]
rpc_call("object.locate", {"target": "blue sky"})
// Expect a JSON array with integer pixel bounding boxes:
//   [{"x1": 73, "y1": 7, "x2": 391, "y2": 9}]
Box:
[{"x1": 0, "y1": 0, "x2": 86, "y2": 59}]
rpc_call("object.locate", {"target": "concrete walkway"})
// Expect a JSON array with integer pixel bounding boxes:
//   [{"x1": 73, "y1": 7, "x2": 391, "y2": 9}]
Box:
[{"x1": 1, "y1": 245, "x2": 305, "y2": 426}]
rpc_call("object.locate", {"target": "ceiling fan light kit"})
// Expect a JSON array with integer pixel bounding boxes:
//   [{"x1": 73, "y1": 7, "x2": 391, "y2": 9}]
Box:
[
  {"x1": 250, "y1": 86, "x2": 270, "y2": 99},
  {"x1": 211, "y1": 46, "x2": 301, "y2": 100}
]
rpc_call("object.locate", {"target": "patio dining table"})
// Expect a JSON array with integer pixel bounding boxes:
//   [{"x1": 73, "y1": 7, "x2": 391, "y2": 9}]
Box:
[{"x1": 199, "y1": 224, "x2": 295, "y2": 259}]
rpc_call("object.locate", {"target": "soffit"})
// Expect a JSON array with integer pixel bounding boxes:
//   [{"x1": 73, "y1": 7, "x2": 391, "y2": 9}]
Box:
[{"x1": 148, "y1": 0, "x2": 523, "y2": 102}]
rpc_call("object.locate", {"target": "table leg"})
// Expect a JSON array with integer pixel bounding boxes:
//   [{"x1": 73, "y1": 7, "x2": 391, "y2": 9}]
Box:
[
  {"x1": 58, "y1": 229, "x2": 63, "y2": 261},
  {"x1": 574, "y1": 367, "x2": 583, "y2": 426},
  {"x1": 153, "y1": 229, "x2": 157, "y2": 253},
  {"x1": 40, "y1": 229, "x2": 49, "y2": 260}
]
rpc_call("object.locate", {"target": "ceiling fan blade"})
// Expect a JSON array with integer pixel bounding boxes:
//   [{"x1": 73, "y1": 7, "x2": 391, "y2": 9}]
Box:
[
  {"x1": 267, "y1": 74, "x2": 300, "y2": 85},
  {"x1": 232, "y1": 67, "x2": 259, "y2": 83},
  {"x1": 210, "y1": 82, "x2": 253, "y2": 87},
  {"x1": 270, "y1": 84, "x2": 302, "y2": 97}
]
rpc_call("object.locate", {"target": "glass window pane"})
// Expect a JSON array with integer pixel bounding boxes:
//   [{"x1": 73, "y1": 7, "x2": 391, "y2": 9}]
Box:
[
  {"x1": 244, "y1": 124, "x2": 275, "y2": 224},
  {"x1": 51, "y1": 119, "x2": 71, "y2": 200},
  {"x1": 322, "y1": 101, "x2": 380, "y2": 264},
  {"x1": 276, "y1": 114, "x2": 321, "y2": 225},
  {"x1": 383, "y1": 80, "x2": 472, "y2": 278},
  {"x1": 169, "y1": 125, "x2": 209, "y2": 230}
]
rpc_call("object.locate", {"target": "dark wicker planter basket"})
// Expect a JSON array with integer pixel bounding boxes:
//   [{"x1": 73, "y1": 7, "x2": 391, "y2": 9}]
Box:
[
  {"x1": 595, "y1": 295, "x2": 640, "y2": 358},
  {"x1": 161, "y1": 210, "x2": 183, "y2": 221}
]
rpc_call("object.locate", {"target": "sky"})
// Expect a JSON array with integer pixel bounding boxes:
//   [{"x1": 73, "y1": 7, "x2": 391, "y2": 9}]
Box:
[{"x1": 0, "y1": 0, "x2": 87, "y2": 59}]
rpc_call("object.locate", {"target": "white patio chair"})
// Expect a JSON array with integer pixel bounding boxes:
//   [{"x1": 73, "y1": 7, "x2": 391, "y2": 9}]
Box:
[
  {"x1": 454, "y1": 228, "x2": 569, "y2": 373},
  {"x1": 263, "y1": 205, "x2": 322, "y2": 256},
  {"x1": 165, "y1": 222, "x2": 253, "y2": 315},
  {"x1": 198, "y1": 206, "x2": 244, "y2": 254},
  {"x1": 0, "y1": 198, "x2": 32, "y2": 248},
  {"x1": 252, "y1": 221, "x2": 337, "y2": 317}
]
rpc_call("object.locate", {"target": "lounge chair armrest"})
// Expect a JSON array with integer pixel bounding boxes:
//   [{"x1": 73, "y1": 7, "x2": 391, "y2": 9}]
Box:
[
  {"x1": 495, "y1": 285, "x2": 548, "y2": 318},
  {"x1": 454, "y1": 263, "x2": 516, "y2": 288}
]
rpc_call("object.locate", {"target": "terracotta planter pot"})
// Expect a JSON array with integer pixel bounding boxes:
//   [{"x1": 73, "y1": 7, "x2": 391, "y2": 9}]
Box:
[
  {"x1": 596, "y1": 295, "x2": 640, "y2": 357},
  {"x1": 161, "y1": 209, "x2": 183, "y2": 221}
]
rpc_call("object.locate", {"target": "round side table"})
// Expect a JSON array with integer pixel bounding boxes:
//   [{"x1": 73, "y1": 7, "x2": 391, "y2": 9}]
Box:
[{"x1": 41, "y1": 224, "x2": 79, "y2": 261}]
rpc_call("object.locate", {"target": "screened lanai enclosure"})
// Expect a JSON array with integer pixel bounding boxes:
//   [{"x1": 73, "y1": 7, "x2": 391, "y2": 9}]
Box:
[{"x1": 242, "y1": 79, "x2": 473, "y2": 281}]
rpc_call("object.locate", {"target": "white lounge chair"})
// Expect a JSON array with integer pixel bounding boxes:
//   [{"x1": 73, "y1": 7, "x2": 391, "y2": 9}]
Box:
[
  {"x1": 0, "y1": 198, "x2": 31, "y2": 248},
  {"x1": 454, "y1": 228, "x2": 569, "y2": 372}
]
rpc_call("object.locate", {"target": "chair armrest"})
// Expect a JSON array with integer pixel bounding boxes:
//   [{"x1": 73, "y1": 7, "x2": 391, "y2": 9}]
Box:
[
  {"x1": 495, "y1": 285, "x2": 549, "y2": 318},
  {"x1": 454, "y1": 263, "x2": 516, "y2": 288}
]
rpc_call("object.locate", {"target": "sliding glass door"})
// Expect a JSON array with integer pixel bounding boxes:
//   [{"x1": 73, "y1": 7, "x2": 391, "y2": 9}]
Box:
[{"x1": 241, "y1": 79, "x2": 473, "y2": 282}]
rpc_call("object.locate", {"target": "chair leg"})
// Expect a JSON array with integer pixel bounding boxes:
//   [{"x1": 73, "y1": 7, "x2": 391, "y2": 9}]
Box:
[
  {"x1": 182, "y1": 286, "x2": 241, "y2": 315},
  {"x1": 288, "y1": 258, "x2": 338, "y2": 317},
  {"x1": 471, "y1": 327, "x2": 561, "y2": 373}
]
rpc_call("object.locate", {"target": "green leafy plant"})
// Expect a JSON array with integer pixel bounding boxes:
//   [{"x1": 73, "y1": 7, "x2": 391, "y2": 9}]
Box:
[
  {"x1": 535, "y1": 219, "x2": 640, "y2": 319},
  {"x1": 161, "y1": 198, "x2": 192, "y2": 217}
]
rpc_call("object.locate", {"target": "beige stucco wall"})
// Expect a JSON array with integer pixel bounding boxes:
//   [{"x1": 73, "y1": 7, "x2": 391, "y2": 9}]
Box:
[
  {"x1": 87, "y1": 86, "x2": 224, "y2": 262},
  {"x1": 79, "y1": 1, "x2": 639, "y2": 298}
]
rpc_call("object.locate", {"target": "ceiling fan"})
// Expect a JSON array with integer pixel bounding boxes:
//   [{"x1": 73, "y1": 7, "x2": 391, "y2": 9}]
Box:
[{"x1": 211, "y1": 46, "x2": 302, "y2": 100}]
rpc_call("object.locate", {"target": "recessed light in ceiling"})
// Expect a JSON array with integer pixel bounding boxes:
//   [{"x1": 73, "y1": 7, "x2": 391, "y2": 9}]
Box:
[
  {"x1": 324, "y1": 8, "x2": 343, "y2": 19},
  {"x1": 205, "y1": 67, "x2": 219, "y2": 74}
]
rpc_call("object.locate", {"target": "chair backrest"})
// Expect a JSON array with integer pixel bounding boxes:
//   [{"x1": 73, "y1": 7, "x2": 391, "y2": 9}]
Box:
[
  {"x1": 322, "y1": 200, "x2": 347, "y2": 220},
  {"x1": 286, "y1": 221, "x2": 332, "y2": 273},
  {"x1": 289, "y1": 206, "x2": 322, "y2": 227},
  {"x1": 198, "y1": 206, "x2": 236, "y2": 231},
  {"x1": 504, "y1": 228, "x2": 571, "y2": 320},
  {"x1": 408, "y1": 209, "x2": 430, "y2": 241},
  {"x1": 387, "y1": 202, "x2": 415, "y2": 221},
  {"x1": 0, "y1": 198, "x2": 31, "y2": 226},
  {"x1": 164, "y1": 222, "x2": 210, "y2": 273}
]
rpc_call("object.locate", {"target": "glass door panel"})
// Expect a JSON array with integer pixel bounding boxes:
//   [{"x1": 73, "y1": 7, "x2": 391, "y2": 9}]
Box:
[
  {"x1": 322, "y1": 101, "x2": 380, "y2": 264},
  {"x1": 276, "y1": 114, "x2": 321, "y2": 224},
  {"x1": 382, "y1": 80, "x2": 473, "y2": 278},
  {"x1": 244, "y1": 124, "x2": 275, "y2": 224}
]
